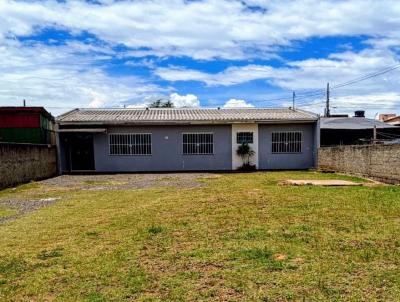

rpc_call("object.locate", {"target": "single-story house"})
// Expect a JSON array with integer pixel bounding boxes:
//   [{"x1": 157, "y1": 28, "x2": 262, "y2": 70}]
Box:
[
  {"x1": 56, "y1": 108, "x2": 320, "y2": 173},
  {"x1": 321, "y1": 111, "x2": 400, "y2": 146}
]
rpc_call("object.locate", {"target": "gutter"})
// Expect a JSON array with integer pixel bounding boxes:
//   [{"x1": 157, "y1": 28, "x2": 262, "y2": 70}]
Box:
[
  {"x1": 57, "y1": 128, "x2": 107, "y2": 133},
  {"x1": 57, "y1": 119, "x2": 318, "y2": 127}
]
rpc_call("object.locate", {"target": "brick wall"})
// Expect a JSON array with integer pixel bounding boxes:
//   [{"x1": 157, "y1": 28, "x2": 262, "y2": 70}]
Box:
[
  {"x1": 0, "y1": 143, "x2": 57, "y2": 189},
  {"x1": 318, "y1": 144, "x2": 400, "y2": 184}
]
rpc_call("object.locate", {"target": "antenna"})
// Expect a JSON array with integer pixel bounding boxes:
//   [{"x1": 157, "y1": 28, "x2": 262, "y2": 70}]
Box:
[{"x1": 292, "y1": 91, "x2": 295, "y2": 110}]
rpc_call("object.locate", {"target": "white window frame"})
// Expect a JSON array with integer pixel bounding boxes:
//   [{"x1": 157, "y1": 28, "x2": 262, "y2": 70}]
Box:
[
  {"x1": 237, "y1": 132, "x2": 254, "y2": 144},
  {"x1": 182, "y1": 132, "x2": 214, "y2": 155},
  {"x1": 109, "y1": 133, "x2": 152, "y2": 156},
  {"x1": 271, "y1": 131, "x2": 302, "y2": 154}
]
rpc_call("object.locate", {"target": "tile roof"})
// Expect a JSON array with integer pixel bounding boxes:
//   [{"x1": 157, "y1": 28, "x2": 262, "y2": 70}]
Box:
[{"x1": 57, "y1": 108, "x2": 318, "y2": 125}]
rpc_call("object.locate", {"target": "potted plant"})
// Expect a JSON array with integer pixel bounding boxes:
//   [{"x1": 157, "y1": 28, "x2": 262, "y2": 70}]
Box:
[{"x1": 236, "y1": 143, "x2": 256, "y2": 171}]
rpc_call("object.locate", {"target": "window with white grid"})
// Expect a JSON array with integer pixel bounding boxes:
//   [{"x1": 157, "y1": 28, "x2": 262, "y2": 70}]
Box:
[
  {"x1": 109, "y1": 133, "x2": 152, "y2": 155},
  {"x1": 183, "y1": 133, "x2": 213, "y2": 155},
  {"x1": 237, "y1": 132, "x2": 254, "y2": 144},
  {"x1": 272, "y1": 131, "x2": 302, "y2": 153}
]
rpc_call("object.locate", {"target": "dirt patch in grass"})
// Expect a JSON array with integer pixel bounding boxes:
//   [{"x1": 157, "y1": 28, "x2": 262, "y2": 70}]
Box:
[
  {"x1": 41, "y1": 173, "x2": 216, "y2": 191},
  {"x1": 139, "y1": 248, "x2": 242, "y2": 301},
  {"x1": 0, "y1": 197, "x2": 61, "y2": 223}
]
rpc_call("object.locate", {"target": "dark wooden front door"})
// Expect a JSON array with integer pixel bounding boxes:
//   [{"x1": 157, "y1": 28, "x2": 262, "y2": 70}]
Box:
[{"x1": 69, "y1": 134, "x2": 95, "y2": 171}]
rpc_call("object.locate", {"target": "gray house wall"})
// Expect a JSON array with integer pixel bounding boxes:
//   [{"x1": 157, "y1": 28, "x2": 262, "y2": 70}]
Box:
[
  {"x1": 258, "y1": 123, "x2": 316, "y2": 170},
  {"x1": 58, "y1": 121, "x2": 318, "y2": 172},
  {"x1": 93, "y1": 125, "x2": 232, "y2": 172}
]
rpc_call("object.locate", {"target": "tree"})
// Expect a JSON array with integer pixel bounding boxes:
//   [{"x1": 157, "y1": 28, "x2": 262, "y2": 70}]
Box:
[
  {"x1": 149, "y1": 99, "x2": 174, "y2": 108},
  {"x1": 162, "y1": 100, "x2": 174, "y2": 108},
  {"x1": 236, "y1": 143, "x2": 256, "y2": 170}
]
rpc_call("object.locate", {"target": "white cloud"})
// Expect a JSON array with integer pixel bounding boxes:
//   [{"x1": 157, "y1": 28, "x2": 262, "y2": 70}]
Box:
[
  {"x1": 124, "y1": 58, "x2": 156, "y2": 69},
  {"x1": 333, "y1": 93, "x2": 400, "y2": 110},
  {"x1": 155, "y1": 65, "x2": 277, "y2": 86},
  {"x1": 156, "y1": 44, "x2": 400, "y2": 114},
  {"x1": 126, "y1": 102, "x2": 149, "y2": 109},
  {"x1": 86, "y1": 89, "x2": 107, "y2": 108},
  {"x1": 0, "y1": 41, "x2": 167, "y2": 116},
  {"x1": 156, "y1": 45, "x2": 400, "y2": 91},
  {"x1": 155, "y1": 66, "x2": 211, "y2": 83},
  {"x1": 223, "y1": 99, "x2": 254, "y2": 108},
  {"x1": 169, "y1": 93, "x2": 200, "y2": 107},
  {"x1": 125, "y1": 93, "x2": 200, "y2": 108},
  {"x1": 1, "y1": 0, "x2": 400, "y2": 59}
]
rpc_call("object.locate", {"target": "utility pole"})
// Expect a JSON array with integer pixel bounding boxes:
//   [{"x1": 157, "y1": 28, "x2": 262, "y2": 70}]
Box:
[
  {"x1": 373, "y1": 125, "x2": 377, "y2": 144},
  {"x1": 325, "y1": 82, "x2": 330, "y2": 117},
  {"x1": 292, "y1": 91, "x2": 295, "y2": 110}
]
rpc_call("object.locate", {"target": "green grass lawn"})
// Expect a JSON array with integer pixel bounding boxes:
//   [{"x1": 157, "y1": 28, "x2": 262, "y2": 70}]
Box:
[
  {"x1": 0, "y1": 207, "x2": 17, "y2": 218},
  {"x1": 0, "y1": 172, "x2": 399, "y2": 301}
]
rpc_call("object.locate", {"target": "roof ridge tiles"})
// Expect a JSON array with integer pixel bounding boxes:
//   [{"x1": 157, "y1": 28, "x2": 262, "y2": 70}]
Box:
[{"x1": 57, "y1": 107, "x2": 318, "y2": 124}]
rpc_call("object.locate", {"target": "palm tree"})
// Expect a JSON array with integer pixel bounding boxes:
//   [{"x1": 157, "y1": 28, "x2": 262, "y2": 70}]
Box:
[{"x1": 236, "y1": 143, "x2": 255, "y2": 168}]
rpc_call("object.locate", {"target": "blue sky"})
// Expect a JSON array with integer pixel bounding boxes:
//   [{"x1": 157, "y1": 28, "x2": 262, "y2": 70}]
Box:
[{"x1": 0, "y1": 0, "x2": 400, "y2": 117}]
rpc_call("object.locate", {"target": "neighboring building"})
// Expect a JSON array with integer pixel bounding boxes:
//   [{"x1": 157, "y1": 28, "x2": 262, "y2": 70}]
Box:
[
  {"x1": 321, "y1": 111, "x2": 400, "y2": 146},
  {"x1": 384, "y1": 115, "x2": 400, "y2": 126},
  {"x1": 378, "y1": 113, "x2": 400, "y2": 126},
  {"x1": 378, "y1": 113, "x2": 396, "y2": 122},
  {"x1": 56, "y1": 108, "x2": 319, "y2": 172},
  {"x1": 0, "y1": 107, "x2": 55, "y2": 144}
]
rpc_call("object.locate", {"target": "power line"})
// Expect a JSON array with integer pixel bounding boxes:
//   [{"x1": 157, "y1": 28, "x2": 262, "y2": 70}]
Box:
[
  {"x1": 295, "y1": 91, "x2": 326, "y2": 102},
  {"x1": 294, "y1": 63, "x2": 400, "y2": 110},
  {"x1": 295, "y1": 100, "x2": 325, "y2": 107},
  {"x1": 331, "y1": 64, "x2": 400, "y2": 90},
  {"x1": 257, "y1": 63, "x2": 400, "y2": 107},
  {"x1": 249, "y1": 85, "x2": 327, "y2": 106}
]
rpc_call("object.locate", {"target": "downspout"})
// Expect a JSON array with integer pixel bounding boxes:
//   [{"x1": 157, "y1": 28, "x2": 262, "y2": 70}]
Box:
[{"x1": 314, "y1": 117, "x2": 321, "y2": 169}]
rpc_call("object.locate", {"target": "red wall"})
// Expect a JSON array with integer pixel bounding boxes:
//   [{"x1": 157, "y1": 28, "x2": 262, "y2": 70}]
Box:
[{"x1": 0, "y1": 113, "x2": 40, "y2": 128}]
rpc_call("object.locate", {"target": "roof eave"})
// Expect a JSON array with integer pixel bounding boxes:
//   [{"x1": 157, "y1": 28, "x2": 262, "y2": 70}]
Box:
[{"x1": 57, "y1": 118, "x2": 318, "y2": 127}]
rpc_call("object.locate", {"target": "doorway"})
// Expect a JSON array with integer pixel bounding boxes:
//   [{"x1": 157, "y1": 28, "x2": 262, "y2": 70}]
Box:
[{"x1": 68, "y1": 134, "x2": 95, "y2": 171}]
